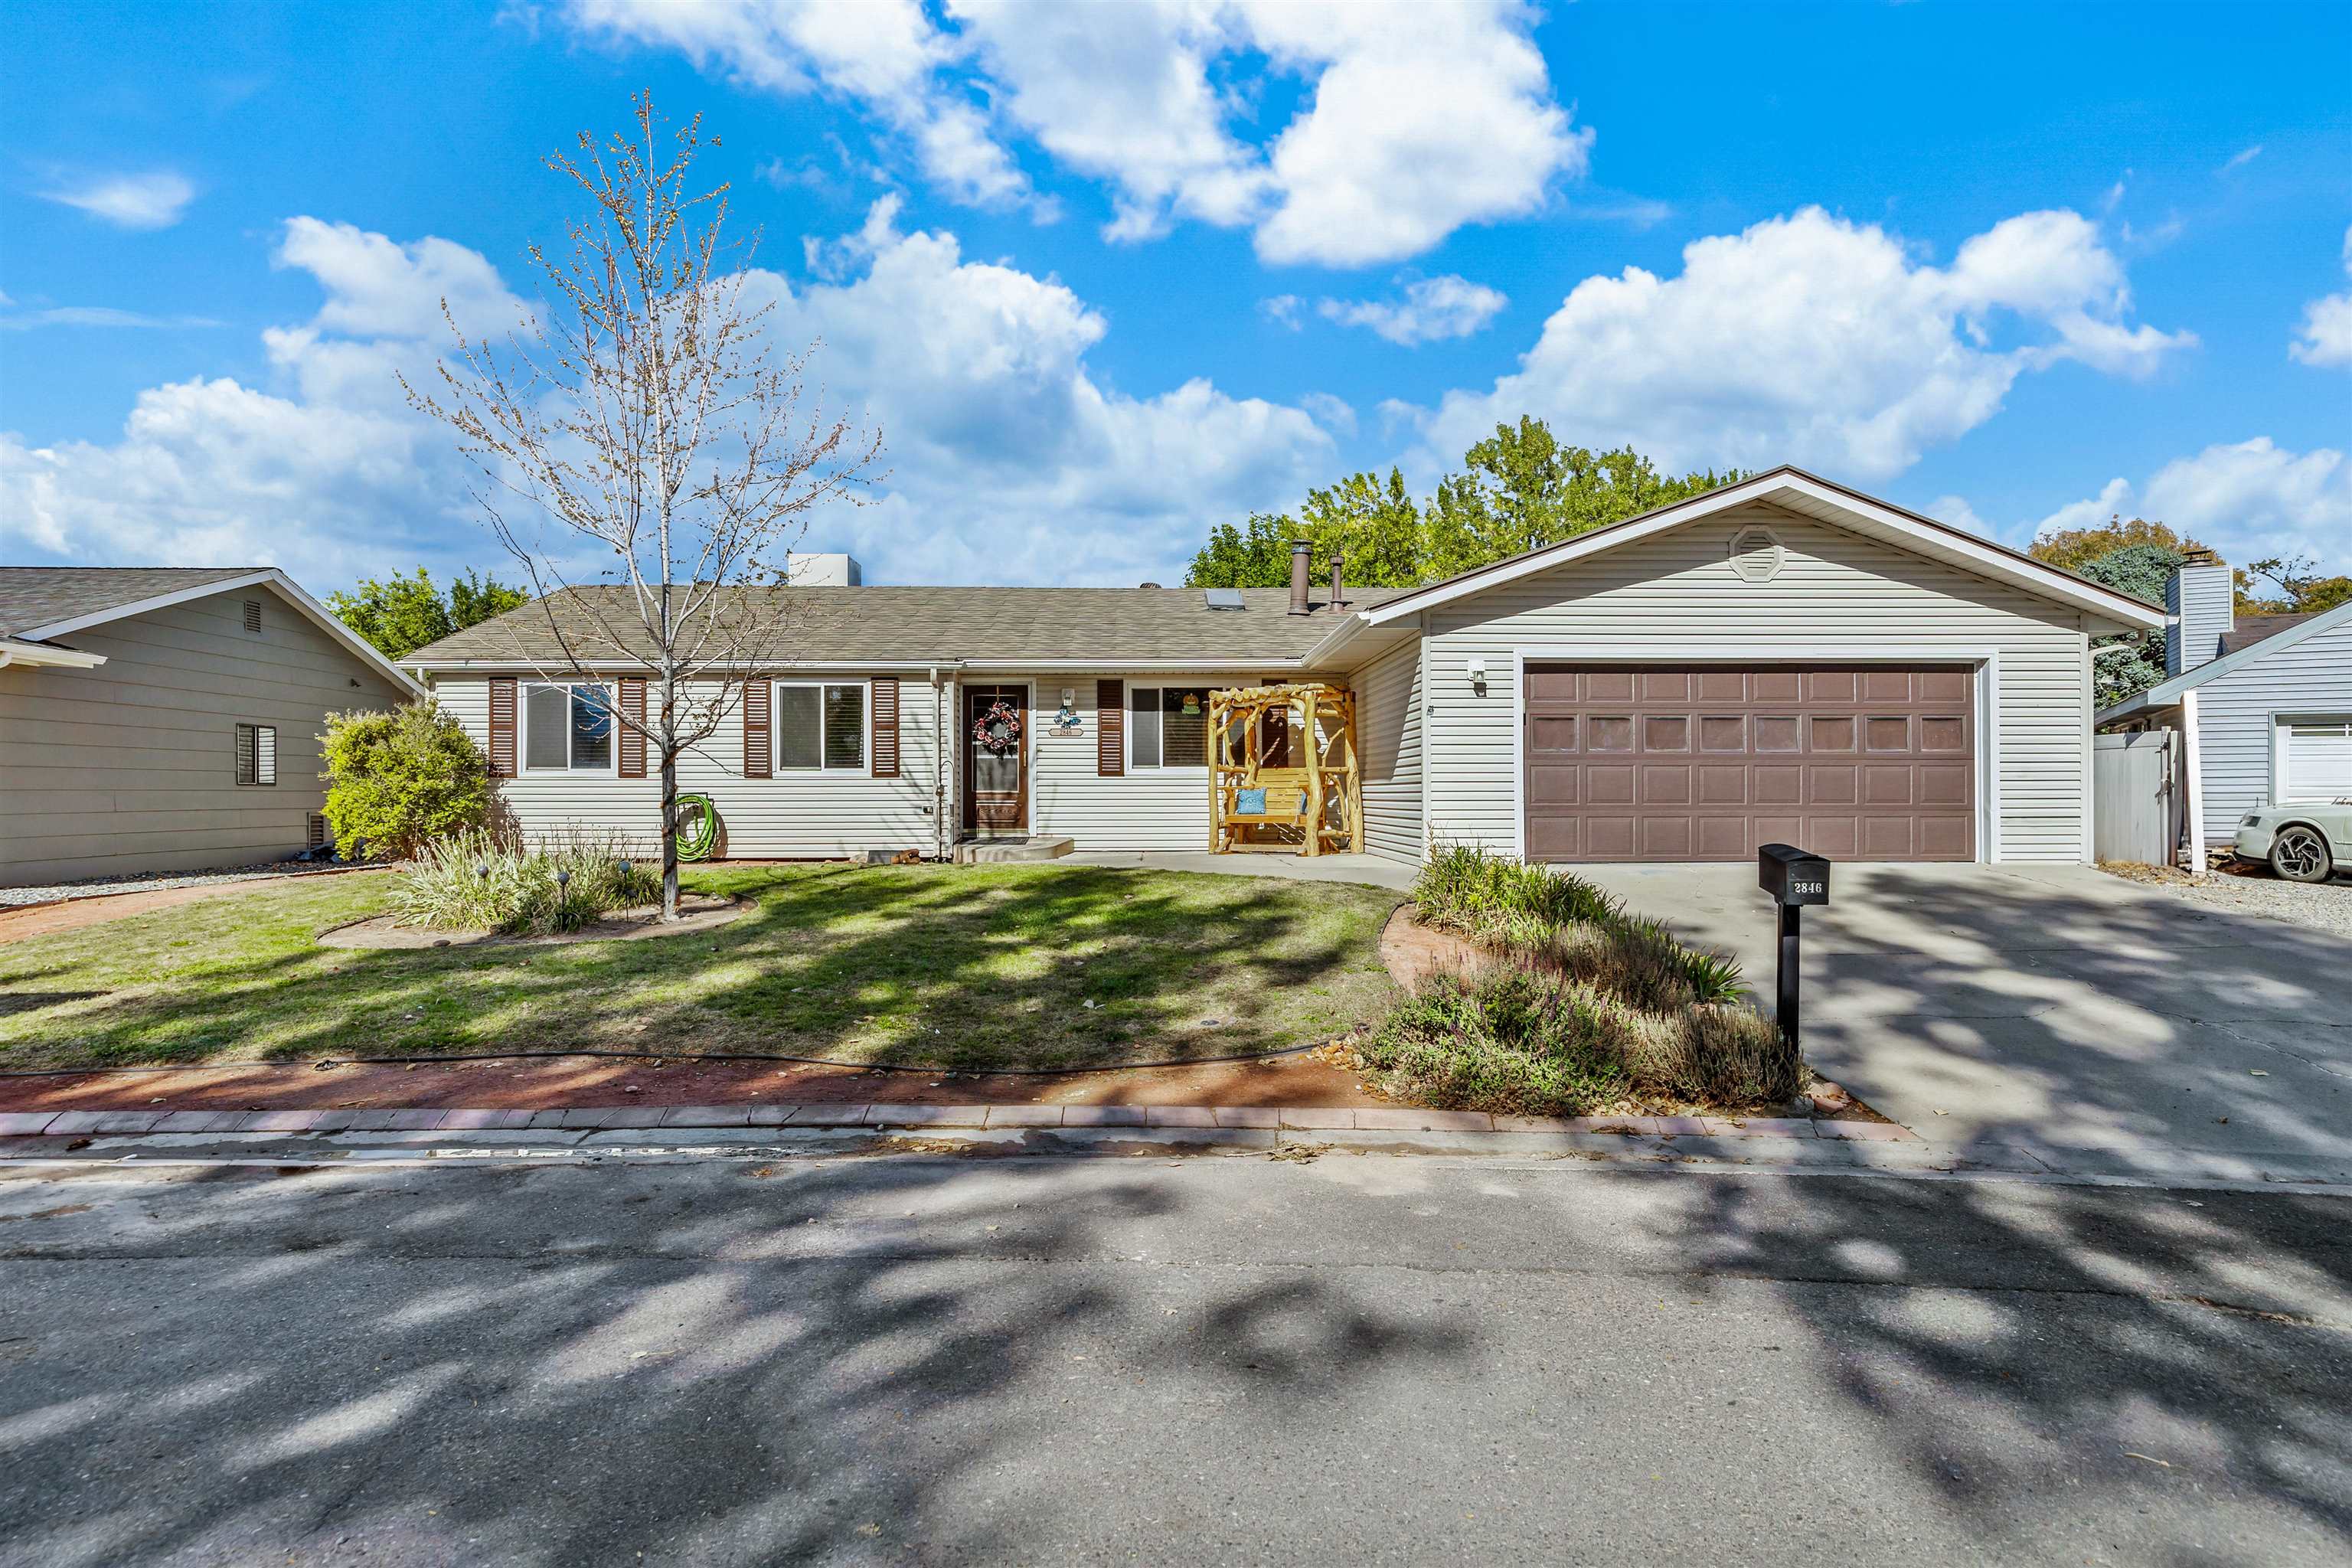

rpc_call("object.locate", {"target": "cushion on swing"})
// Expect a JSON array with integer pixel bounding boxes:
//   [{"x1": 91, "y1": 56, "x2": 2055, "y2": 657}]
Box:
[{"x1": 1235, "y1": 787, "x2": 1268, "y2": 815}]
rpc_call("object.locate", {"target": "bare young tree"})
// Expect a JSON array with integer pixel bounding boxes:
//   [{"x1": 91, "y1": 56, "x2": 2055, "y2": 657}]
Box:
[{"x1": 406, "y1": 93, "x2": 880, "y2": 918}]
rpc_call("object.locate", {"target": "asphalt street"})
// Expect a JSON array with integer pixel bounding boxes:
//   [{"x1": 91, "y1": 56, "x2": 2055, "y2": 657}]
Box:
[{"x1": 2, "y1": 1151, "x2": 2347, "y2": 1566}]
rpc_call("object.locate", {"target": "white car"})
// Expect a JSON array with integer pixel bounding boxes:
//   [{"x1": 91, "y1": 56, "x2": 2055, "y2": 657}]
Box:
[{"x1": 2233, "y1": 802, "x2": 2352, "y2": 884}]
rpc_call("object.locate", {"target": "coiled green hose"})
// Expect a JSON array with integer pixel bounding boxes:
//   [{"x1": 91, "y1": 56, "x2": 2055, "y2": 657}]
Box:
[{"x1": 674, "y1": 792, "x2": 719, "y2": 861}]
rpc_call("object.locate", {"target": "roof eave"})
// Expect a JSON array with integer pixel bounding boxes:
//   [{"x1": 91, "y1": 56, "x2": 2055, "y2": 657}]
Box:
[
  {"x1": 1356, "y1": 466, "x2": 2168, "y2": 632},
  {"x1": 0, "y1": 637, "x2": 108, "y2": 670}
]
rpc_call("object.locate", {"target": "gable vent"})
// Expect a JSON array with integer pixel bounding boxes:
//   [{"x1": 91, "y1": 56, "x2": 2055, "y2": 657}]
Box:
[
  {"x1": 243, "y1": 599, "x2": 263, "y2": 633},
  {"x1": 1726, "y1": 525, "x2": 1785, "y2": 584}
]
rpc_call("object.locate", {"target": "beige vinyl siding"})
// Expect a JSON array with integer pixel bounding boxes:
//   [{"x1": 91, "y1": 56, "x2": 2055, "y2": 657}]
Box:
[
  {"x1": 1353, "y1": 639, "x2": 1424, "y2": 864},
  {"x1": 2190, "y1": 616, "x2": 2352, "y2": 837},
  {"x1": 0, "y1": 585, "x2": 409, "y2": 885},
  {"x1": 1418, "y1": 504, "x2": 2093, "y2": 864},
  {"x1": 436, "y1": 674, "x2": 948, "y2": 858},
  {"x1": 1026, "y1": 672, "x2": 1223, "y2": 851}
]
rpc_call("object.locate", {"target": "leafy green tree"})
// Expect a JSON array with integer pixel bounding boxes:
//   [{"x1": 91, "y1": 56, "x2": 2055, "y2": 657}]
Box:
[
  {"x1": 318, "y1": 701, "x2": 494, "y2": 861},
  {"x1": 2236, "y1": 554, "x2": 2352, "y2": 615},
  {"x1": 327, "y1": 568, "x2": 528, "y2": 661},
  {"x1": 2076, "y1": 542, "x2": 2184, "y2": 710},
  {"x1": 1188, "y1": 420, "x2": 1740, "y2": 588},
  {"x1": 2028, "y1": 515, "x2": 2207, "y2": 576}
]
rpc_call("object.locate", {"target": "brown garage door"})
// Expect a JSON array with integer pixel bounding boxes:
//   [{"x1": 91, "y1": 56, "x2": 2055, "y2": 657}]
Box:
[{"x1": 1524, "y1": 665, "x2": 1975, "y2": 862}]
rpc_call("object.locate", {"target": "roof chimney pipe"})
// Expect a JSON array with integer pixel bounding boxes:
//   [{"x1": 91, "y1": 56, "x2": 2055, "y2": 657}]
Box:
[
  {"x1": 1288, "y1": 541, "x2": 1312, "y2": 615},
  {"x1": 1329, "y1": 553, "x2": 1346, "y2": 610}
]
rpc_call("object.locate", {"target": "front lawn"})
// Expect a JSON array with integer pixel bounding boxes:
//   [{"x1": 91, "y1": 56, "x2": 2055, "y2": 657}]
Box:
[{"x1": 0, "y1": 864, "x2": 1400, "y2": 1073}]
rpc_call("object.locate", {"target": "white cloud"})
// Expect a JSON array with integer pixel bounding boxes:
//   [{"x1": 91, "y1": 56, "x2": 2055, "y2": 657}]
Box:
[
  {"x1": 0, "y1": 306, "x2": 220, "y2": 331},
  {"x1": 2033, "y1": 439, "x2": 2352, "y2": 570},
  {"x1": 2220, "y1": 144, "x2": 2263, "y2": 174},
  {"x1": 1318, "y1": 275, "x2": 1508, "y2": 345},
  {"x1": 39, "y1": 172, "x2": 198, "y2": 230},
  {"x1": 2289, "y1": 224, "x2": 2352, "y2": 369},
  {"x1": 1922, "y1": 495, "x2": 1990, "y2": 537},
  {"x1": 568, "y1": 0, "x2": 1588, "y2": 266},
  {"x1": 563, "y1": 0, "x2": 1042, "y2": 212},
  {"x1": 1298, "y1": 391, "x2": 1356, "y2": 436},
  {"x1": 1258, "y1": 293, "x2": 1304, "y2": 329},
  {"x1": 2, "y1": 204, "x2": 1333, "y2": 590},
  {"x1": 1410, "y1": 206, "x2": 2194, "y2": 482}
]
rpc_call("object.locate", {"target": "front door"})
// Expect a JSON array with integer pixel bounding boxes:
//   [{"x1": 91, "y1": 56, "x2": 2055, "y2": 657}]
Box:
[{"x1": 962, "y1": 684, "x2": 1029, "y2": 835}]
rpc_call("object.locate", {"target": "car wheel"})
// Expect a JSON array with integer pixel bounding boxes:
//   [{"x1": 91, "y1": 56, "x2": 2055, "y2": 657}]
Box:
[{"x1": 2269, "y1": 824, "x2": 2334, "y2": 884}]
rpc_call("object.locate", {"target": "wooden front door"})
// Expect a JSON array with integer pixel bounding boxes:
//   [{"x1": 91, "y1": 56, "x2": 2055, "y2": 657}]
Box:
[{"x1": 962, "y1": 684, "x2": 1029, "y2": 835}]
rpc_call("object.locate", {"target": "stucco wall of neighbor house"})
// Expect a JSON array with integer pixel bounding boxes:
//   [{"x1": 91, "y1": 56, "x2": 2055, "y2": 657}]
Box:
[
  {"x1": 0, "y1": 585, "x2": 410, "y2": 886},
  {"x1": 1352, "y1": 639, "x2": 1424, "y2": 864},
  {"x1": 1415, "y1": 503, "x2": 2096, "y2": 864},
  {"x1": 2189, "y1": 616, "x2": 2352, "y2": 838},
  {"x1": 433, "y1": 673, "x2": 949, "y2": 861}
]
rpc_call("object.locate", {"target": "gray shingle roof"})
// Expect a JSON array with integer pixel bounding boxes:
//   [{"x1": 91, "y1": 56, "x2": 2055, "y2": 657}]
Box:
[
  {"x1": 403, "y1": 583, "x2": 1406, "y2": 667},
  {"x1": 0, "y1": 567, "x2": 263, "y2": 638},
  {"x1": 2219, "y1": 611, "x2": 2320, "y2": 656}
]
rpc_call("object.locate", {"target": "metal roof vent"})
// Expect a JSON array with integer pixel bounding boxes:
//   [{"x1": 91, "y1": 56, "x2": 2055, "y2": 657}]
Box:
[
  {"x1": 1727, "y1": 524, "x2": 1785, "y2": 584},
  {"x1": 1204, "y1": 588, "x2": 1246, "y2": 610}
]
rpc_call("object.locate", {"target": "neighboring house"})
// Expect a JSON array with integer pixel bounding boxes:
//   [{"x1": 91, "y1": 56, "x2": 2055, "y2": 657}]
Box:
[
  {"x1": 401, "y1": 468, "x2": 2164, "y2": 867},
  {"x1": 2096, "y1": 559, "x2": 2352, "y2": 864},
  {"x1": 0, "y1": 567, "x2": 423, "y2": 887}
]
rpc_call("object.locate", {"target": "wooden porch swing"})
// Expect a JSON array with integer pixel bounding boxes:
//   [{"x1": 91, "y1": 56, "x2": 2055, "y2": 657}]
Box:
[{"x1": 1207, "y1": 683, "x2": 1361, "y2": 856}]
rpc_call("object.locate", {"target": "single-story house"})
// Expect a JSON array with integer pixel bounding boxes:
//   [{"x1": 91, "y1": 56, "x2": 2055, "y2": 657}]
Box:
[
  {"x1": 2096, "y1": 557, "x2": 2352, "y2": 864},
  {"x1": 1, "y1": 567, "x2": 423, "y2": 887},
  {"x1": 401, "y1": 467, "x2": 2164, "y2": 867}
]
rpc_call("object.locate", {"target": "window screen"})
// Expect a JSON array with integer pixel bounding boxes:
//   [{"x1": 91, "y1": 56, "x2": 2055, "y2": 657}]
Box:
[
  {"x1": 822, "y1": 684, "x2": 864, "y2": 769},
  {"x1": 235, "y1": 724, "x2": 277, "y2": 786},
  {"x1": 1160, "y1": 688, "x2": 1208, "y2": 767},
  {"x1": 776, "y1": 684, "x2": 822, "y2": 769},
  {"x1": 569, "y1": 685, "x2": 613, "y2": 769},
  {"x1": 1129, "y1": 685, "x2": 1161, "y2": 769},
  {"x1": 524, "y1": 684, "x2": 570, "y2": 769}
]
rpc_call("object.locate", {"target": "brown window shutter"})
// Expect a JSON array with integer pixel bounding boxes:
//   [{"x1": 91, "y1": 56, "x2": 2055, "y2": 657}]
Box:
[
  {"x1": 871, "y1": 676, "x2": 900, "y2": 778},
  {"x1": 742, "y1": 679, "x2": 772, "y2": 778},
  {"x1": 1096, "y1": 679, "x2": 1124, "y2": 776},
  {"x1": 618, "y1": 678, "x2": 647, "y2": 778},
  {"x1": 488, "y1": 678, "x2": 517, "y2": 778}
]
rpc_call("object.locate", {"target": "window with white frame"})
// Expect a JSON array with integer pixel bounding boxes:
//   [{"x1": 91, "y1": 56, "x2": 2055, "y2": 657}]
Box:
[
  {"x1": 235, "y1": 723, "x2": 276, "y2": 786},
  {"x1": 776, "y1": 681, "x2": 866, "y2": 770},
  {"x1": 1129, "y1": 684, "x2": 1210, "y2": 769},
  {"x1": 523, "y1": 681, "x2": 615, "y2": 772}
]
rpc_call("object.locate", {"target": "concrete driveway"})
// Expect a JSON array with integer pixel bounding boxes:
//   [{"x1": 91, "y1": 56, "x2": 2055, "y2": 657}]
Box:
[{"x1": 1580, "y1": 861, "x2": 2352, "y2": 1178}]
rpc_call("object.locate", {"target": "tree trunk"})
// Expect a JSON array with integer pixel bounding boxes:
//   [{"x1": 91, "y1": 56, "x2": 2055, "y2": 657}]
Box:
[{"x1": 660, "y1": 749, "x2": 680, "y2": 921}]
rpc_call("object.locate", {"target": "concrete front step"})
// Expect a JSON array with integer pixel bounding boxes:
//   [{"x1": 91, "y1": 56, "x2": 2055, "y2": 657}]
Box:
[{"x1": 952, "y1": 836, "x2": 1076, "y2": 864}]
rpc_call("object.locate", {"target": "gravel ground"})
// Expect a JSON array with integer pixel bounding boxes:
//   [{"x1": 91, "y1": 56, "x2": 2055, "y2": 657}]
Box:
[
  {"x1": 2101, "y1": 859, "x2": 2352, "y2": 938},
  {"x1": 0, "y1": 860, "x2": 365, "y2": 909}
]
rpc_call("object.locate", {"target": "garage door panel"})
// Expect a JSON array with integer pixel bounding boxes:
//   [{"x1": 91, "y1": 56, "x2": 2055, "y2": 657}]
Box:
[
  {"x1": 1524, "y1": 662, "x2": 1975, "y2": 864},
  {"x1": 1642, "y1": 765, "x2": 1693, "y2": 804}
]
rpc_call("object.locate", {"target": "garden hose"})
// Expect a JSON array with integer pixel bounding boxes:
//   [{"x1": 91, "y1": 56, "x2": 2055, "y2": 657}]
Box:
[{"x1": 674, "y1": 792, "x2": 719, "y2": 861}]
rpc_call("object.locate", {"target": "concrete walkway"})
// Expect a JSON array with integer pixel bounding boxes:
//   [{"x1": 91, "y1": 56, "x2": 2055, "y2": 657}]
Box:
[{"x1": 1580, "y1": 861, "x2": 2352, "y2": 1176}]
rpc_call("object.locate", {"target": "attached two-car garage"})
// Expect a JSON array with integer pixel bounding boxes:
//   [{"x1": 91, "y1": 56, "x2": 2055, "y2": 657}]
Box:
[{"x1": 1522, "y1": 664, "x2": 1976, "y2": 863}]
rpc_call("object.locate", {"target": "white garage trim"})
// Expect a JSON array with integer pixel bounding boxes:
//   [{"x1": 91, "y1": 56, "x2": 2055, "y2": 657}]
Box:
[
  {"x1": 2274, "y1": 711, "x2": 2352, "y2": 803},
  {"x1": 1508, "y1": 645, "x2": 2002, "y2": 864}
]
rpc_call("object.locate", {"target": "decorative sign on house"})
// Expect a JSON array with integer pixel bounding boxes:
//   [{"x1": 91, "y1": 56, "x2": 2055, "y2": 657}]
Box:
[{"x1": 1053, "y1": 688, "x2": 1083, "y2": 735}]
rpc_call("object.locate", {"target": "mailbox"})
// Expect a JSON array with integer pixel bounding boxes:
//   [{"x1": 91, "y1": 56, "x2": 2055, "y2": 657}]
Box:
[{"x1": 1758, "y1": 843, "x2": 1830, "y2": 906}]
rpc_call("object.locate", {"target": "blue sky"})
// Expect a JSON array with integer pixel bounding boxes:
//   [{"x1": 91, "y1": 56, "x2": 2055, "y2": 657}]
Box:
[{"x1": 4, "y1": 0, "x2": 2348, "y2": 592}]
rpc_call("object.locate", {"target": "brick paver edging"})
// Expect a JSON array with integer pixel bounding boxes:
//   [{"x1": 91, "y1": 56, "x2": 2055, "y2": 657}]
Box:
[{"x1": 0, "y1": 1105, "x2": 1919, "y2": 1141}]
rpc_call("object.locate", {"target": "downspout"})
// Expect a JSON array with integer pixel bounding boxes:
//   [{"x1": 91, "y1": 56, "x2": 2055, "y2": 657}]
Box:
[
  {"x1": 930, "y1": 665, "x2": 947, "y2": 861},
  {"x1": 2180, "y1": 685, "x2": 2205, "y2": 871}
]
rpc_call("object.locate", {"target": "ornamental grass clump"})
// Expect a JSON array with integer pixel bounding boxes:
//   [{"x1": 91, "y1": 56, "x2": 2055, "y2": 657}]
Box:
[
  {"x1": 1373, "y1": 845, "x2": 1799, "y2": 1113},
  {"x1": 394, "y1": 828, "x2": 663, "y2": 935}
]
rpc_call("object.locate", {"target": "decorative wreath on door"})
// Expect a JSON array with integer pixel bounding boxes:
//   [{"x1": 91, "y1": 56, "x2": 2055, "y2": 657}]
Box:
[{"x1": 972, "y1": 699, "x2": 1023, "y2": 755}]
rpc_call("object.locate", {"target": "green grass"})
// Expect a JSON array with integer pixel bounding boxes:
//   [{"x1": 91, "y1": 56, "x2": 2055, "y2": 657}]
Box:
[{"x1": 0, "y1": 864, "x2": 1401, "y2": 1073}]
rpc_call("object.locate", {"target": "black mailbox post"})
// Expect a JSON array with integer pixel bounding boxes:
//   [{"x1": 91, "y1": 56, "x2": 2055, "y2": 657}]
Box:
[{"x1": 1757, "y1": 844, "x2": 1830, "y2": 1050}]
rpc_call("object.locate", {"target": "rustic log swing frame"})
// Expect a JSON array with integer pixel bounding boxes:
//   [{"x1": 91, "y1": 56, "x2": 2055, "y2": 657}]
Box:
[{"x1": 1207, "y1": 683, "x2": 1361, "y2": 857}]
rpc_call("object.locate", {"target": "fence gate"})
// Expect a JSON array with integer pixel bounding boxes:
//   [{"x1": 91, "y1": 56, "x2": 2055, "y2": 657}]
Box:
[{"x1": 2092, "y1": 730, "x2": 2181, "y2": 866}]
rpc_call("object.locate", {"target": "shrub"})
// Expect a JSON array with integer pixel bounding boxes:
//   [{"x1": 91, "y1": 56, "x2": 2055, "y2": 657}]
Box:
[
  {"x1": 393, "y1": 828, "x2": 663, "y2": 934},
  {"x1": 320, "y1": 702, "x2": 492, "y2": 861},
  {"x1": 1362, "y1": 963, "x2": 1799, "y2": 1116},
  {"x1": 1377, "y1": 845, "x2": 1794, "y2": 1112}
]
